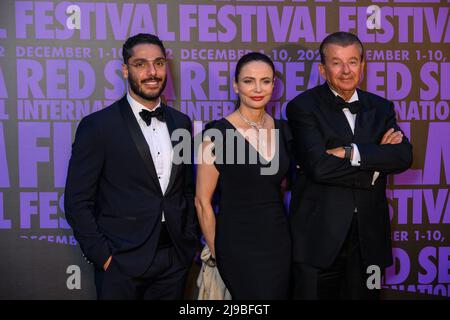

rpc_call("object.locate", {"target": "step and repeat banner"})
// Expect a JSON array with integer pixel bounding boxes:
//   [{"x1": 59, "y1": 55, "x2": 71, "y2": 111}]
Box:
[{"x1": 0, "y1": 0, "x2": 449, "y2": 299}]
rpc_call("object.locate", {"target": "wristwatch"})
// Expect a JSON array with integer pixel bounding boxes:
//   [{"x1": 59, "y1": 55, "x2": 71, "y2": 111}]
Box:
[{"x1": 343, "y1": 145, "x2": 353, "y2": 160}]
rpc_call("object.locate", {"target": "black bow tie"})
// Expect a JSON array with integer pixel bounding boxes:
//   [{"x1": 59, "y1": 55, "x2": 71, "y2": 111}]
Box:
[
  {"x1": 139, "y1": 107, "x2": 165, "y2": 126},
  {"x1": 335, "y1": 96, "x2": 361, "y2": 114}
]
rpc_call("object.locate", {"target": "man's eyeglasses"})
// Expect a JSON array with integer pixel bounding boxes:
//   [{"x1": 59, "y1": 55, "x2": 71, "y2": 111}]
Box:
[{"x1": 128, "y1": 58, "x2": 167, "y2": 71}]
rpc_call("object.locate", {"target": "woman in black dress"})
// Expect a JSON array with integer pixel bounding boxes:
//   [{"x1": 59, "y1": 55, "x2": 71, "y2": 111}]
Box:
[{"x1": 195, "y1": 52, "x2": 292, "y2": 299}]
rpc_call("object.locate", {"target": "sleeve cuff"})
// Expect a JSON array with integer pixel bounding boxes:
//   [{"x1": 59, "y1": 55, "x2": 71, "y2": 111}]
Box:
[
  {"x1": 351, "y1": 143, "x2": 361, "y2": 166},
  {"x1": 372, "y1": 171, "x2": 380, "y2": 185}
]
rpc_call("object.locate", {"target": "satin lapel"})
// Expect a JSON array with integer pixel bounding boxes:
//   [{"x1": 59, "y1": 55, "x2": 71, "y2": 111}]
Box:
[
  {"x1": 354, "y1": 89, "x2": 376, "y2": 143},
  {"x1": 163, "y1": 104, "x2": 180, "y2": 195},
  {"x1": 315, "y1": 83, "x2": 354, "y2": 141},
  {"x1": 119, "y1": 97, "x2": 162, "y2": 195}
]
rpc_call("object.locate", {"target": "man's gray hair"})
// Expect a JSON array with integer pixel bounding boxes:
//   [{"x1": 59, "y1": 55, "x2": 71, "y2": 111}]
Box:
[{"x1": 319, "y1": 32, "x2": 364, "y2": 64}]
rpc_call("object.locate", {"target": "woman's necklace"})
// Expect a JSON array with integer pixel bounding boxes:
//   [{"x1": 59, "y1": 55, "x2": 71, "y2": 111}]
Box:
[
  {"x1": 237, "y1": 108, "x2": 265, "y2": 130},
  {"x1": 237, "y1": 108, "x2": 267, "y2": 154}
]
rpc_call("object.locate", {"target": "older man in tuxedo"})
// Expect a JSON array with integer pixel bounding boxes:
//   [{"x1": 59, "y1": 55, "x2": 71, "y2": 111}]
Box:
[{"x1": 287, "y1": 32, "x2": 413, "y2": 299}]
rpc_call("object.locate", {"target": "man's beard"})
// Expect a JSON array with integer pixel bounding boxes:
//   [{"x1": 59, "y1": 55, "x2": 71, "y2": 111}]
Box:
[{"x1": 129, "y1": 75, "x2": 167, "y2": 101}]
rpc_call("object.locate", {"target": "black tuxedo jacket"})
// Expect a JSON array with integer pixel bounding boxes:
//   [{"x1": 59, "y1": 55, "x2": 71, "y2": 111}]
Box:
[
  {"x1": 286, "y1": 83, "x2": 412, "y2": 269},
  {"x1": 64, "y1": 96, "x2": 198, "y2": 276}
]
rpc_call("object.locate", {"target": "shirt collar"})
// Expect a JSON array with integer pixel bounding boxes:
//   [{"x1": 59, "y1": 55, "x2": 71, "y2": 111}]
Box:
[
  {"x1": 329, "y1": 87, "x2": 359, "y2": 103},
  {"x1": 127, "y1": 92, "x2": 161, "y2": 123}
]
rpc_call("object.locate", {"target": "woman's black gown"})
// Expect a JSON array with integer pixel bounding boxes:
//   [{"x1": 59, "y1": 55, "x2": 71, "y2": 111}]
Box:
[{"x1": 204, "y1": 118, "x2": 292, "y2": 299}]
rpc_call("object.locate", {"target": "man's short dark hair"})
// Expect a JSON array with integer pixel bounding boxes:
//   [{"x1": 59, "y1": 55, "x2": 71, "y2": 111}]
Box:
[
  {"x1": 319, "y1": 32, "x2": 364, "y2": 64},
  {"x1": 122, "y1": 33, "x2": 166, "y2": 64}
]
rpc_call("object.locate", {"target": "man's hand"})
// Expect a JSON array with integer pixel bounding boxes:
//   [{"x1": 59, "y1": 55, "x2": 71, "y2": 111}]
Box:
[
  {"x1": 103, "y1": 256, "x2": 112, "y2": 271},
  {"x1": 326, "y1": 147, "x2": 346, "y2": 159},
  {"x1": 380, "y1": 128, "x2": 403, "y2": 145}
]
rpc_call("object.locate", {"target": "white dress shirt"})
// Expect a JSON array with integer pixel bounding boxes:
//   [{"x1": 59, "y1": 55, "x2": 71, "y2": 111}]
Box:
[
  {"x1": 127, "y1": 93, "x2": 173, "y2": 221},
  {"x1": 330, "y1": 88, "x2": 379, "y2": 186}
]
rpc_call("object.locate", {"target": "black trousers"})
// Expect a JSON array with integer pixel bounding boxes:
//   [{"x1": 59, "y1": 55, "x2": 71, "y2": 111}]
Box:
[
  {"x1": 94, "y1": 245, "x2": 188, "y2": 300},
  {"x1": 293, "y1": 214, "x2": 381, "y2": 300},
  {"x1": 95, "y1": 224, "x2": 189, "y2": 300}
]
